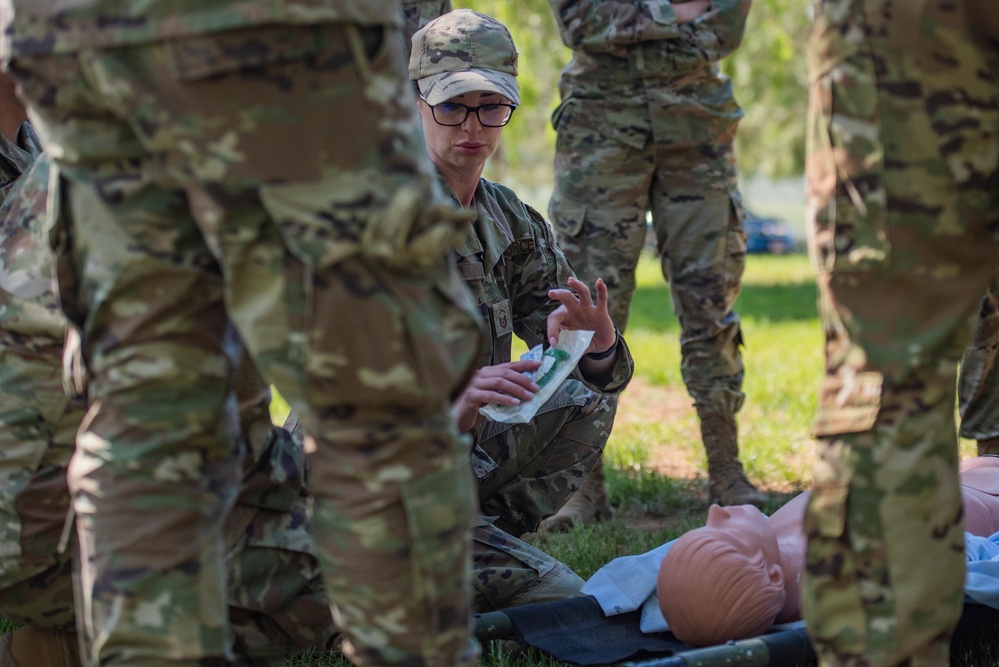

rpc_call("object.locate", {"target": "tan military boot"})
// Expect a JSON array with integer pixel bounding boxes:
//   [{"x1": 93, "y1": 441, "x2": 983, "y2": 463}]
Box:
[
  {"x1": 978, "y1": 437, "x2": 999, "y2": 456},
  {"x1": 701, "y1": 414, "x2": 766, "y2": 508},
  {"x1": 539, "y1": 459, "x2": 613, "y2": 532},
  {"x1": 0, "y1": 626, "x2": 82, "y2": 667}
]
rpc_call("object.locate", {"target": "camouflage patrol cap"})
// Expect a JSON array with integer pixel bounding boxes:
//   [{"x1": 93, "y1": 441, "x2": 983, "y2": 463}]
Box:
[{"x1": 409, "y1": 9, "x2": 520, "y2": 106}]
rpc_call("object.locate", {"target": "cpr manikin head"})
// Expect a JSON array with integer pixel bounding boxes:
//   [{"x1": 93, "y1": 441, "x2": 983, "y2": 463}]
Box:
[{"x1": 657, "y1": 504, "x2": 786, "y2": 646}]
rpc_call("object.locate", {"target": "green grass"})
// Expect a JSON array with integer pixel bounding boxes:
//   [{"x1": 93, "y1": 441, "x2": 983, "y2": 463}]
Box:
[{"x1": 256, "y1": 251, "x2": 985, "y2": 665}]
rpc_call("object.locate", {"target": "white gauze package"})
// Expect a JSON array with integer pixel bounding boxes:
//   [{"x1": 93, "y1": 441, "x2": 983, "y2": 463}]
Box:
[{"x1": 479, "y1": 329, "x2": 594, "y2": 424}]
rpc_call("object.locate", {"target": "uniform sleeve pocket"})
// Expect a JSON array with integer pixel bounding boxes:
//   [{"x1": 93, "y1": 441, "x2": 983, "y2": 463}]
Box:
[{"x1": 548, "y1": 198, "x2": 586, "y2": 241}]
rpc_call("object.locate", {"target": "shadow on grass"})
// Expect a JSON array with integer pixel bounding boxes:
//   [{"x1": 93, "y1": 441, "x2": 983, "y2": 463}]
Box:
[{"x1": 626, "y1": 280, "x2": 818, "y2": 333}]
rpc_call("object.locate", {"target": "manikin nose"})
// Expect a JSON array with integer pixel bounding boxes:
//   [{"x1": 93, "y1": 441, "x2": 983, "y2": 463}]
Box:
[{"x1": 707, "y1": 504, "x2": 731, "y2": 523}]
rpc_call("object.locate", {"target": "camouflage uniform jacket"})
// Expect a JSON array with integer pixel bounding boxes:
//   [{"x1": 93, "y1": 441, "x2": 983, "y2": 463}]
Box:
[
  {"x1": 447, "y1": 175, "x2": 634, "y2": 394},
  {"x1": 547, "y1": 0, "x2": 747, "y2": 148},
  {"x1": 0, "y1": 125, "x2": 62, "y2": 345},
  {"x1": 2, "y1": 0, "x2": 404, "y2": 56},
  {"x1": 0, "y1": 121, "x2": 42, "y2": 200}
]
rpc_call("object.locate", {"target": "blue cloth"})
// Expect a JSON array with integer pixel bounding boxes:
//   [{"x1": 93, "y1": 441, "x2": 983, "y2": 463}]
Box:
[{"x1": 965, "y1": 532, "x2": 999, "y2": 607}]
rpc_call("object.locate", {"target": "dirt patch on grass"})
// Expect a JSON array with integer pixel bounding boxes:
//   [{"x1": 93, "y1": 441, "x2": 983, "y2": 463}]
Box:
[
  {"x1": 606, "y1": 377, "x2": 810, "y2": 533},
  {"x1": 612, "y1": 376, "x2": 705, "y2": 480}
]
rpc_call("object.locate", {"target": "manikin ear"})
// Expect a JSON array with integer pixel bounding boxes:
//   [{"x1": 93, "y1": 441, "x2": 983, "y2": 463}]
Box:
[{"x1": 768, "y1": 563, "x2": 785, "y2": 591}]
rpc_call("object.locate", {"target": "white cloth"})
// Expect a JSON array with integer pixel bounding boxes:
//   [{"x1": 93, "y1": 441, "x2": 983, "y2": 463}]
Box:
[{"x1": 583, "y1": 531, "x2": 999, "y2": 635}]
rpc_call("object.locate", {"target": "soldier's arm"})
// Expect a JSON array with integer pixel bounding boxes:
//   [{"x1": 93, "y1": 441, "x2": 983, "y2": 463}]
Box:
[
  {"x1": 549, "y1": 0, "x2": 709, "y2": 55},
  {"x1": 399, "y1": 0, "x2": 453, "y2": 56}
]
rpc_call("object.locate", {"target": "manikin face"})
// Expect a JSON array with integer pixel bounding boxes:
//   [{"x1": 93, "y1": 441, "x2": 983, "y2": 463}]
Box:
[
  {"x1": 700, "y1": 504, "x2": 781, "y2": 566},
  {"x1": 417, "y1": 90, "x2": 509, "y2": 180}
]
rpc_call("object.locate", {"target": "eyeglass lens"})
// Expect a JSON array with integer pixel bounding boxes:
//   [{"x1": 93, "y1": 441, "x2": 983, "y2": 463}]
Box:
[{"x1": 433, "y1": 102, "x2": 514, "y2": 127}]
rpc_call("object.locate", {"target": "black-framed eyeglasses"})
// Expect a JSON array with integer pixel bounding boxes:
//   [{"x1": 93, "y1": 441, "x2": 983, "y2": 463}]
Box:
[{"x1": 420, "y1": 96, "x2": 517, "y2": 127}]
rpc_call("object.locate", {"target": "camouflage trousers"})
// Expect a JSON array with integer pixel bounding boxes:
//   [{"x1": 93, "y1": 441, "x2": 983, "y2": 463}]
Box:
[
  {"x1": 549, "y1": 88, "x2": 746, "y2": 417},
  {"x1": 8, "y1": 20, "x2": 480, "y2": 667},
  {"x1": 958, "y1": 271, "x2": 999, "y2": 442},
  {"x1": 285, "y1": 377, "x2": 609, "y2": 613},
  {"x1": 0, "y1": 328, "x2": 335, "y2": 665},
  {"x1": 469, "y1": 378, "x2": 615, "y2": 609},
  {"x1": 805, "y1": 0, "x2": 999, "y2": 664},
  {"x1": 0, "y1": 331, "x2": 79, "y2": 633}
]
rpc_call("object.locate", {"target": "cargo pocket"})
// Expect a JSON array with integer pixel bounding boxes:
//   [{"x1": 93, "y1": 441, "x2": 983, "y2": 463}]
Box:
[
  {"x1": 46, "y1": 166, "x2": 84, "y2": 333},
  {"x1": 550, "y1": 95, "x2": 575, "y2": 134},
  {"x1": 548, "y1": 197, "x2": 586, "y2": 243},
  {"x1": 813, "y1": 371, "x2": 883, "y2": 438},
  {"x1": 401, "y1": 462, "x2": 475, "y2": 606},
  {"x1": 260, "y1": 176, "x2": 472, "y2": 276},
  {"x1": 163, "y1": 25, "x2": 325, "y2": 82},
  {"x1": 724, "y1": 192, "x2": 748, "y2": 286}
]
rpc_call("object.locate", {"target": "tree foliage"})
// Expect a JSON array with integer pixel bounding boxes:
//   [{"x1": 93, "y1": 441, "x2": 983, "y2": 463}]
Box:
[{"x1": 452, "y1": 0, "x2": 810, "y2": 199}]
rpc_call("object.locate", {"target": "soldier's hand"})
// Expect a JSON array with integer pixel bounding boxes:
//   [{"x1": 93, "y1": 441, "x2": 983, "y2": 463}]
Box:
[
  {"x1": 547, "y1": 277, "x2": 616, "y2": 355},
  {"x1": 452, "y1": 360, "x2": 543, "y2": 433},
  {"x1": 674, "y1": 0, "x2": 710, "y2": 24}
]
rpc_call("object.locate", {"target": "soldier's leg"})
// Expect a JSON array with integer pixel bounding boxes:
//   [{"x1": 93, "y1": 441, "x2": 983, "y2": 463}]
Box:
[
  {"x1": 225, "y1": 426, "x2": 336, "y2": 667},
  {"x1": 0, "y1": 155, "x2": 78, "y2": 616},
  {"x1": 14, "y1": 23, "x2": 482, "y2": 666},
  {"x1": 957, "y1": 272, "x2": 999, "y2": 453},
  {"x1": 0, "y1": 341, "x2": 79, "y2": 628},
  {"x1": 0, "y1": 163, "x2": 88, "y2": 660},
  {"x1": 549, "y1": 101, "x2": 653, "y2": 332},
  {"x1": 473, "y1": 379, "x2": 616, "y2": 537},
  {"x1": 225, "y1": 348, "x2": 336, "y2": 667},
  {"x1": 548, "y1": 103, "x2": 650, "y2": 526},
  {"x1": 470, "y1": 521, "x2": 584, "y2": 612},
  {"x1": 0, "y1": 347, "x2": 83, "y2": 667},
  {"x1": 805, "y1": 271, "x2": 981, "y2": 665},
  {"x1": 62, "y1": 177, "x2": 238, "y2": 667},
  {"x1": 804, "y1": 0, "x2": 999, "y2": 662},
  {"x1": 648, "y1": 157, "x2": 760, "y2": 507},
  {"x1": 120, "y1": 26, "x2": 479, "y2": 667},
  {"x1": 2, "y1": 56, "x2": 243, "y2": 661}
]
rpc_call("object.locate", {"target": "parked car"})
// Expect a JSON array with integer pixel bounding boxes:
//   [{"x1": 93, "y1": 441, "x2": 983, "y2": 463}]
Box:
[{"x1": 744, "y1": 211, "x2": 796, "y2": 254}]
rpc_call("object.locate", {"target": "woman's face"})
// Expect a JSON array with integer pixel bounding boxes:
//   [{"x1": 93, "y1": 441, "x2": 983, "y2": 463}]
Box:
[{"x1": 417, "y1": 90, "x2": 509, "y2": 179}]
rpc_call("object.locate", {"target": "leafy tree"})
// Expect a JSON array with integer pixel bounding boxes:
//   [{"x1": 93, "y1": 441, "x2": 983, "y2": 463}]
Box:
[{"x1": 723, "y1": 0, "x2": 810, "y2": 177}]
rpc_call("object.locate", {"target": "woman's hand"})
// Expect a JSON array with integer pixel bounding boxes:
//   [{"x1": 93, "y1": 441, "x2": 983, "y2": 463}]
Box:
[
  {"x1": 451, "y1": 359, "x2": 542, "y2": 433},
  {"x1": 547, "y1": 277, "x2": 616, "y2": 354}
]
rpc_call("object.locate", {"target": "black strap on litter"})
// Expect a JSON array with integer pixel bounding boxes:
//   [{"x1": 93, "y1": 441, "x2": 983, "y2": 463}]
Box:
[
  {"x1": 475, "y1": 595, "x2": 687, "y2": 666},
  {"x1": 621, "y1": 625, "x2": 814, "y2": 667},
  {"x1": 958, "y1": 601, "x2": 999, "y2": 629},
  {"x1": 474, "y1": 596, "x2": 999, "y2": 667}
]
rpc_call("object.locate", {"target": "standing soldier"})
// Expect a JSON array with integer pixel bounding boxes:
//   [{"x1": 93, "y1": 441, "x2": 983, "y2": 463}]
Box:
[
  {"x1": 544, "y1": 0, "x2": 763, "y2": 528},
  {"x1": 0, "y1": 2, "x2": 482, "y2": 666},
  {"x1": 0, "y1": 73, "x2": 337, "y2": 667},
  {"x1": 401, "y1": 0, "x2": 453, "y2": 53},
  {"x1": 803, "y1": 0, "x2": 999, "y2": 664}
]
